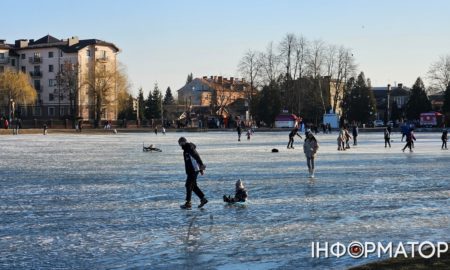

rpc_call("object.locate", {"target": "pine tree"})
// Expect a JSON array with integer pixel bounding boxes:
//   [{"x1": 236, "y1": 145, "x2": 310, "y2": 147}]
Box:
[
  {"x1": 163, "y1": 87, "x2": 175, "y2": 105},
  {"x1": 137, "y1": 87, "x2": 145, "y2": 121},
  {"x1": 405, "y1": 77, "x2": 432, "y2": 120},
  {"x1": 256, "y1": 81, "x2": 281, "y2": 127},
  {"x1": 442, "y1": 82, "x2": 450, "y2": 114},
  {"x1": 151, "y1": 83, "x2": 162, "y2": 119},
  {"x1": 186, "y1": 73, "x2": 193, "y2": 84},
  {"x1": 347, "y1": 72, "x2": 377, "y2": 124},
  {"x1": 144, "y1": 90, "x2": 153, "y2": 120}
]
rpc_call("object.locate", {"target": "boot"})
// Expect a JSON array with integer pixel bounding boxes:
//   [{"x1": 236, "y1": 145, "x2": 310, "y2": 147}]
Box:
[
  {"x1": 311, "y1": 169, "x2": 315, "y2": 178},
  {"x1": 198, "y1": 197, "x2": 208, "y2": 208},
  {"x1": 180, "y1": 201, "x2": 192, "y2": 209}
]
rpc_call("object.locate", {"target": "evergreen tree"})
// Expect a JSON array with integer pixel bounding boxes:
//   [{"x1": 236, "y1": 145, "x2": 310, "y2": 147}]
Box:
[
  {"x1": 390, "y1": 101, "x2": 401, "y2": 123},
  {"x1": 256, "y1": 81, "x2": 281, "y2": 127},
  {"x1": 186, "y1": 73, "x2": 193, "y2": 84},
  {"x1": 151, "y1": 83, "x2": 162, "y2": 119},
  {"x1": 163, "y1": 86, "x2": 175, "y2": 105},
  {"x1": 347, "y1": 72, "x2": 377, "y2": 124},
  {"x1": 405, "y1": 77, "x2": 432, "y2": 120},
  {"x1": 144, "y1": 90, "x2": 153, "y2": 120},
  {"x1": 137, "y1": 87, "x2": 145, "y2": 121},
  {"x1": 442, "y1": 82, "x2": 450, "y2": 114}
]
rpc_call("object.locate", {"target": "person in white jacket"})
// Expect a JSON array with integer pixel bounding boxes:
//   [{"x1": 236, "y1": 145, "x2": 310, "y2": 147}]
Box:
[{"x1": 303, "y1": 131, "x2": 319, "y2": 178}]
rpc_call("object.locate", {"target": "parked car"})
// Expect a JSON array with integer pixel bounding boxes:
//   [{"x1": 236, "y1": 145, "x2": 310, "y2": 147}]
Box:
[{"x1": 373, "y1": 120, "x2": 384, "y2": 127}]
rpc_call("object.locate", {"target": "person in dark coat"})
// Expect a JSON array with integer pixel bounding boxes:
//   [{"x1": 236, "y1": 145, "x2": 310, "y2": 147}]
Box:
[
  {"x1": 441, "y1": 129, "x2": 448, "y2": 150},
  {"x1": 178, "y1": 137, "x2": 208, "y2": 209},
  {"x1": 237, "y1": 125, "x2": 242, "y2": 141},
  {"x1": 352, "y1": 125, "x2": 358, "y2": 145},
  {"x1": 223, "y1": 179, "x2": 248, "y2": 203},
  {"x1": 384, "y1": 127, "x2": 391, "y2": 148},
  {"x1": 402, "y1": 130, "x2": 416, "y2": 152},
  {"x1": 287, "y1": 126, "x2": 302, "y2": 149}
]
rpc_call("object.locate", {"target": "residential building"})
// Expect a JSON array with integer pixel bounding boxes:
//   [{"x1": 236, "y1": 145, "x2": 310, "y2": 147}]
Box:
[
  {"x1": 0, "y1": 35, "x2": 119, "y2": 122},
  {"x1": 372, "y1": 83, "x2": 410, "y2": 122},
  {"x1": 177, "y1": 76, "x2": 252, "y2": 122}
]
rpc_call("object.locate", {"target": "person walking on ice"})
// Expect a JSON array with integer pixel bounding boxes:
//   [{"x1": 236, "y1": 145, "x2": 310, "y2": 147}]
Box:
[
  {"x1": 441, "y1": 129, "x2": 448, "y2": 150},
  {"x1": 178, "y1": 137, "x2": 208, "y2": 209},
  {"x1": 402, "y1": 130, "x2": 416, "y2": 152},
  {"x1": 303, "y1": 131, "x2": 319, "y2": 178},
  {"x1": 287, "y1": 126, "x2": 302, "y2": 149},
  {"x1": 384, "y1": 127, "x2": 391, "y2": 148}
]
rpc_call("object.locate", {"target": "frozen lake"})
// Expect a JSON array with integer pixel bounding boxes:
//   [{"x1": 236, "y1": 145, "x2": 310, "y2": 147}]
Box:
[{"x1": 0, "y1": 131, "x2": 449, "y2": 269}]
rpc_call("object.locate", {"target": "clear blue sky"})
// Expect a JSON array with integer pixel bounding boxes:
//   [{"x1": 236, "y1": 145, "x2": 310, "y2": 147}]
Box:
[{"x1": 2, "y1": 0, "x2": 449, "y2": 97}]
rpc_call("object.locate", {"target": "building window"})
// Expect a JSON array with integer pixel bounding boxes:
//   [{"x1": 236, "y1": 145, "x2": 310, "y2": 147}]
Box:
[
  {"x1": 33, "y1": 107, "x2": 41, "y2": 116},
  {"x1": 60, "y1": 107, "x2": 66, "y2": 116},
  {"x1": 21, "y1": 66, "x2": 26, "y2": 73},
  {"x1": 34, "y1": 52, "x2": 40, "y2": 58},
  {"x1": 49, "y1": 65, "x2": 54, "y2": 72},
  {"x1": 34, "y1": 80, "x2": 41, "y2": 91},
  {"x1": 48, "y1": 51, "x2": 54, "y2": 58},
  {"x1": 49, "y1": 79, "x2": 56, "y2": 87},
  {"x1": 49, "y1": 94, "x2": 54, "y2": 101},
  {"x1": 59, "y1": 50, "x2": 63, "y2": 57},
  {"x1": 21, "y1": 54, "x2": 25, "y2": 59},
  {"x1": 0, "y1": 53, "x2": 4, "y2": 59},
  {"x1": 48, "y1": 107, "x2": 55, "y2": 116},
  {"x1": 34, "y1": 66, "x2": 40, "y2": 72},
  {"x1": 11, "y1": 59, "x2": 16, "y2": 66},
  {"x1": 86, "y1": 50, "x2": 90, "y2": 57}
]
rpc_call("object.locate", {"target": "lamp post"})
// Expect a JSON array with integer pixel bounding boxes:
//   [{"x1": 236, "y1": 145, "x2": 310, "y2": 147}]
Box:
[{"x1": 387, "y1": 84, "x2": 391, "y2": 125}]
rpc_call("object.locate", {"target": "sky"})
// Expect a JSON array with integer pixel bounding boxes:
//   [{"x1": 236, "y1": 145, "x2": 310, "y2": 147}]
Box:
[{"x1": 2, "y1": 0, "x2": 450, "y2": 97}]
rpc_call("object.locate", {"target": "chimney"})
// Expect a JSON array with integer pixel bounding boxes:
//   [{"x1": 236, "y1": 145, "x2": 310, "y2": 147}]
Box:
[
  {"x1": 230, "y1": 77, "x2": 234, "y2": 84},
  {"x1": 15, "y1": 39, "x2": 29, "y2": 48},
  {"x1": 68, "y1": 36, "x2": 79, "y2": 46},
  {"x1": 218, "y1": 76, "x2": 223, "y2": 84},
  {"x1": 398, "y1": 83, "x2": 403, "y2": 89}
]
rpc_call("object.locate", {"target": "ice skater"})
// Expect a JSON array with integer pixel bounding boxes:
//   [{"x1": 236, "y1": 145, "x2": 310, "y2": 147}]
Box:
[
  {"x1": 337, "y1": 128, "x2": 345, "y2": 151},
  {"x1": 303, "y1": 131, "x2": 319, "y2": 178},
  {"x1": 344, "y1": 127, "x2": 352, "y2": 149},
  {"x1": 246, "y1": 129, "x2": 251, "y2": 140},
  {"x1": 237, "y1": 124, "x2": 242, "y2": 142},
  {"x1": 352, "y1": 124, "x2": 358, "y2": 145},
  {"x1": 287, "y1": 126, "x2": 302, "y2": 149},
  {"x1": 384, "y1": 127, "x2": 391, "y2": 148},
  {"x1": 441, "y1": 129, "x2": 448, "y2": 150},
  {"x1": 43, "y1": 123, "x2": 48, "y2": 135},
  {"x1": 178, "y1": 137, "x2": 208, "y2": 209},
  {"x1": 154, "y1": 127, "x2": 158, "y2": 135},
  {"x1": 402, "y1": 130, "x2": 416, "y2": 152},
  {"x1": 223, "y1": 179, "x2": 248, "y2": 203}
]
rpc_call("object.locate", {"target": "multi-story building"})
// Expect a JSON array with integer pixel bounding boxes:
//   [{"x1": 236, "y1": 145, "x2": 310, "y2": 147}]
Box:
[
  {"x1": 177, "y1": 76, "x2": 252, "y2": 119},
  {"x1": 0, "y1": 35, "x2": 119, "y2": 122}
]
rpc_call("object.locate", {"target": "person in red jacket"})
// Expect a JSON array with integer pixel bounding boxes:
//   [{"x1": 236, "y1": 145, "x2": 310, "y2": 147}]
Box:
[{"x1": 178, "y1": 137, "x2": 208, "y2": 209}]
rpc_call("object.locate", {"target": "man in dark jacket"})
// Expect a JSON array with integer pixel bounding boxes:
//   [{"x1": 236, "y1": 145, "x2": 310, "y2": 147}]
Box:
[
  {"x1": 178, "y1": 137, "x2": 208, "y2": 209},
  {"x1": 287, "y1": 126, "x2": 302, "y2": 149}
]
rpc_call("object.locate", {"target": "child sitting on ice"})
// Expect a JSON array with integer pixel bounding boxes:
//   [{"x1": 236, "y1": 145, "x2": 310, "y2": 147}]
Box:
[{"x1": 223, "y1": 179, "x2": 248, "y2": 203}]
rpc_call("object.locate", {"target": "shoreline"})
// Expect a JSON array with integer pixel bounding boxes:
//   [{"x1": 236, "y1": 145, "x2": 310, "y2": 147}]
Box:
[{"x1": 0, "y1": 126, "x2": 446, "y2": 135}]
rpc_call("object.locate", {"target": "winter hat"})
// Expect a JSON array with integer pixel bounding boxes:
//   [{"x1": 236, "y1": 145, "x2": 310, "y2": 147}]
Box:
[{"x1": 178, "y1": 137, "x2": 187, "y2": 145}]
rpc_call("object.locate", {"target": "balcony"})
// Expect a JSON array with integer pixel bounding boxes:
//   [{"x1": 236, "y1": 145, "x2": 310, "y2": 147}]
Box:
[
  {"x1": 96, "y1": 56, "x2": 109, "y2": 62},
  {"x1": 0, "y1": 57, "x2": 9, "y2": 64},
  {"x1": 29, "y1": 56, "x2": 42, "y2": 64},
  {"x1": 29, "y1": 71, "x2": 42, "y2": 77}
]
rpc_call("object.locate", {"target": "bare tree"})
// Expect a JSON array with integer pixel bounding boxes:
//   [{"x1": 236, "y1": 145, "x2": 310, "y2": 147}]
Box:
[
  {"x1": 238, "y1": 49, "x2": 261, "y2": 115},
  {"x1": 331, "y1": 47, "x2": 356, "y2": 113},
  {"x1": 292, "y1": 35, "x2": 309, "y2": 80},
  {"x1": 307, "y1": 40, "x2": 327, "y2": 112},
  {"x1": 427, "y1": 54, "x2": 450, "y2": 94},
  {"x1": 259, "y1": 42, "x2": 281, "y2": 84},
  {"x1": 56, "y1": 60, "x2": 80, "y2": 119},
  {"x1": 82, "y1": 62, "x2": 117, "y2": 127}
]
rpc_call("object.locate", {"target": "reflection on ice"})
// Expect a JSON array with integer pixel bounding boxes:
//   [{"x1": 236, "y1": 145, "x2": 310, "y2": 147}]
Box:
[{"x1": 0, "y1": 131, "x2": 449, "y2": 269}]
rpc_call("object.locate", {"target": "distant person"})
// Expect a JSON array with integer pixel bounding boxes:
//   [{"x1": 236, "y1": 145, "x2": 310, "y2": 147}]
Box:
[
  {"x1": 246, "y1": 129, "x2": 251, "y2": 140},
  {"x1": 162, "y1": 127, "x2": 166, "y2": 135},
  {"x1": 13, "y1": 118, "x2": 20, "y2": 135},
  {"x1": 237, "y1": 124, "x2": 242, "y2": 142},
  {"x1": 4, "y1": 118, "x2": 9, "y2": 129},
  {"x1": 223, "y1": 179, "x2": 248, "y2": 203},
  {"x1": 43, "y1": 123, "x2": 48, "y2": 135},
  {"x1": 400, "y1": 123, "x2": 408, "y2": 142},
  {"x1": 154, "y1": 127, "x2": 158, "y2": 135},
  {"x1": 337, "y1": 128, "x2": 346, "y2": 151},
  {"x1": 178, "y1": 137, "x2": 208, "y2": 209},
  {"x1": 402, "y1": 130, "x2": 416, "y2": 152},
  {"x1": 78, "y1": 120, "x2": 83, "y2": 132},
  {"x1": 441, "y1": 130, "x2": 448, "y2": 150},
  {"x1": 384, "y1": 127, "x2": 391, "y2": 148},
  {"x1": 303, "y1": 131, "x2": 319, "y2": 178},
  {"x1": 352, "y1": 124, "x2": 358, "y2": 145},
  {"x1": 344, "y1": 127, "x2": 352, "y2": 149},
  {"x1": 287, "y1": 126, "x2": 302, "y2": 149}
]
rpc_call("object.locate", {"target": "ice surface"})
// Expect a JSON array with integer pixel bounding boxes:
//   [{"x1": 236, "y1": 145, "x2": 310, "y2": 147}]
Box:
[{"x1": 0, "y1": 131, "x2": 449, "y2": 269}]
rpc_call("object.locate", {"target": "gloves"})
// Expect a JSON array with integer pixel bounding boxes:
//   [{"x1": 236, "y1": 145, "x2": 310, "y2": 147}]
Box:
[{"x1": 223, "y1": 195, "x2": 231, "y2": 202}]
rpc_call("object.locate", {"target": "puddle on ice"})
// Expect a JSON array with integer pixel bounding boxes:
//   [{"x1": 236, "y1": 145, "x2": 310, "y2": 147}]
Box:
[{"x1": 0, "y1": 131, "x2": 449, "y2": 269}]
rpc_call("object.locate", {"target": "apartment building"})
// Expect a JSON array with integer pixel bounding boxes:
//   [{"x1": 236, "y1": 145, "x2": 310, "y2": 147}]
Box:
[{"x1": 0, "y1": 35, "x2": 119, "y2": 121}]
